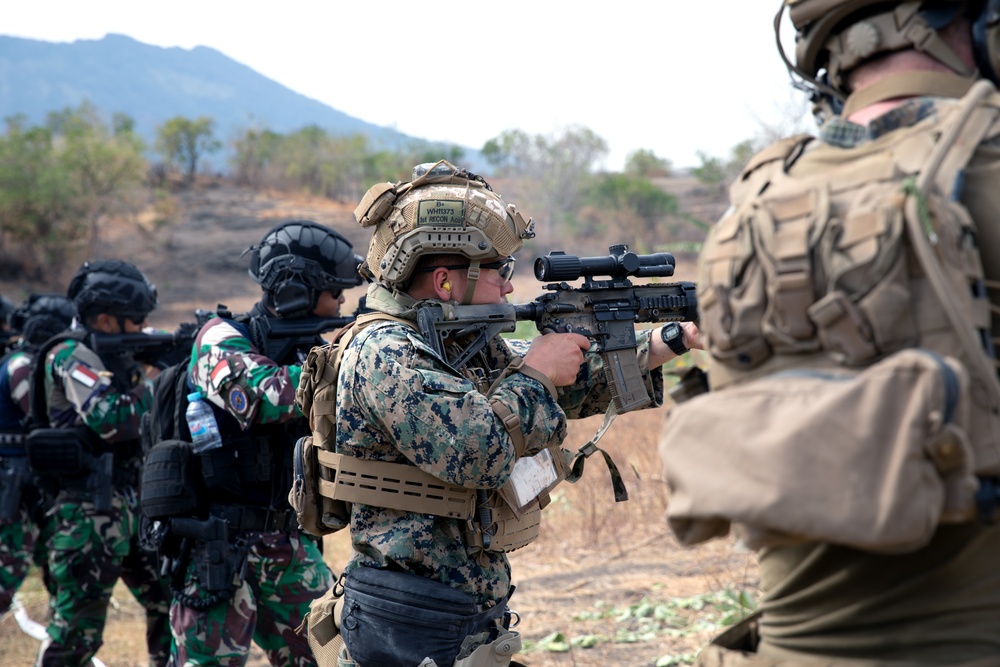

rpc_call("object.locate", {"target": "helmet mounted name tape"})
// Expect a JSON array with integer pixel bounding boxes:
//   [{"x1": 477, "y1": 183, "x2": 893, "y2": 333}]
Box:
[{"x1": 355, "y1": 159, "x2": 535, "y2": 290}]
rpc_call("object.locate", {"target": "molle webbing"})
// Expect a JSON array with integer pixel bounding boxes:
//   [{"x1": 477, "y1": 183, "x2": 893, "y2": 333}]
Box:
[
  {"x1": 702, "y1": 81, "x2": 1000, "y2": 475},
  {"x1": 316, "y1": 449, "x2": 476, "y2": 519}
]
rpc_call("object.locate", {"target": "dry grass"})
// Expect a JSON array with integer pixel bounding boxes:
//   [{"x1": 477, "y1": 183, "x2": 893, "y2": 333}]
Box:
[
  {"x1": 0, "y1": 390, "x2": 759, "y2": 667},
  {"x1": 0, "y1": 180, "x2": 751, "y2": 665}
]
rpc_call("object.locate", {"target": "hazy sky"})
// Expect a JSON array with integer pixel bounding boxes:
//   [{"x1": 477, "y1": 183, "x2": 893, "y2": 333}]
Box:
[{"x1": 4, "y1": 1, "x2": 810, "y2": 171}]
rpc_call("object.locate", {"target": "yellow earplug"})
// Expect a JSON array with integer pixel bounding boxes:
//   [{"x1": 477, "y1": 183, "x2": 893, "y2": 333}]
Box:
[{"x1": 442, "y1": 281, "x2": 452, "y2": 292}]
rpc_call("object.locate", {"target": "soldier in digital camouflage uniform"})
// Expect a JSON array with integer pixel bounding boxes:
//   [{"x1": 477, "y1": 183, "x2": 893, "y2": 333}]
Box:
[
  {"x1": 167, "y1": 220, "x2": 362, "y2": 667},
  {"x1": 0, "y1": 295, "x2": 76, "y2": 617},
  {"x1": 32, "y1": 260, "x2": 171, "y2": 667},
  {"x1": 659, "y1": 1, "x2": 1000, "y2": 665},
  {"x1": 329, "y1": 161, "x2": 699, "y2": 667}
]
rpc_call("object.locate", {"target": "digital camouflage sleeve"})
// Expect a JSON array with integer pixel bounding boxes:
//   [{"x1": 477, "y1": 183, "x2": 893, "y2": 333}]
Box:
[{"x1": 335, "y1": 285, "x2": 664, "y2": 605}]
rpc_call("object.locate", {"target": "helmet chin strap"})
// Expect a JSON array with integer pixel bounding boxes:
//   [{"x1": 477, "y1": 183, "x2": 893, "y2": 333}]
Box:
[{"x1": 461, "y1": 260, "x2": 481, "y2": 305}]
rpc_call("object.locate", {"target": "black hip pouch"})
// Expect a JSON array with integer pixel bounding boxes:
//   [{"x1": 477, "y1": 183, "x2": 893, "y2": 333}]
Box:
[{"x1": 340, "y1": 567, "x2": 510, "y2": 667}]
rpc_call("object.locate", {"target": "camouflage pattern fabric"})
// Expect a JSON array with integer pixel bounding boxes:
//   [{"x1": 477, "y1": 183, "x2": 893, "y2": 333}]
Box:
[
  {"x1": 39, "y1": 493, "x2": 170, "y2": 667},
  {"x1": 337, "y1": 285, "x2": 664, "y2": 607},
  {"x1": 0, "y1": 349, "x2": 48, "y2": 614},
  {"x1": 169, "y1": 530, "x2": 333, "y2": 667},
  {"x1": 0, "y1": 348, "x2": 32, "y2": 424},
  {"x1": 188, "y1": 315, "x2": 302, "y2": 429},
  {"x1": 36, "y1": 340, "x2": 170, "y2": 667},
  {"x1": 168, "y1": 309, "x2": 331, "y2": 665},
  {"x1": 0, "y1": 501, "x2": 52, "y2": 615},
  {"x1": 45, "y1": 339, "x2": 151, "y2": 438}
]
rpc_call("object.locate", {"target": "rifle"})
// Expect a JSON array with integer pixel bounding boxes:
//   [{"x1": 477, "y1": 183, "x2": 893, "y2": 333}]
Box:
[
  {"x1": 247, "y1": 314, "x2": 356, "y2": 363},
  {"x1": 417, "y1": 244, "x2": 698, "y2": 414},
  {"x1": 87, "y1": 309, "x2": 216, "y2": 369}
]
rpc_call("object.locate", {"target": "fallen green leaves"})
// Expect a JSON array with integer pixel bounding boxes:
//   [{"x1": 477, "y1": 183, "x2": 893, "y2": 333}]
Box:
[{"x1": 522, "y1": 587, "x2": 757, "y2": 665}]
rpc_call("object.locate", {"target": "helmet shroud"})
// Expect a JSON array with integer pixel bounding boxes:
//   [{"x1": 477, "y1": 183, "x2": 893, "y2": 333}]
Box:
[
  {"x1": 246, "y1": 220, "x2": 362, "y2": 318},
  {"x1": 67, "y1": 259, "x2": 157, "y2": 322}
]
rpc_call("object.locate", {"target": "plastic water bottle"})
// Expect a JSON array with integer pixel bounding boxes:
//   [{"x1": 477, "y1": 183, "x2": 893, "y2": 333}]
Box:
[{"x1": 185, "y1": 391, "x2": 223, "y2": 453}]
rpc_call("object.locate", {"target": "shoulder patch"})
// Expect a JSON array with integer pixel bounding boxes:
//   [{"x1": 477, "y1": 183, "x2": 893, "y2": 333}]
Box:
[
  {"x1": 227, "y1": 385, "x2": 249, "y2": 415},
  {"x1": 68, "y1": 360, "x2": 100, "y2": 388},
  {"x1": 210, "y1": 359, "x2": 232, "y2": 385}
]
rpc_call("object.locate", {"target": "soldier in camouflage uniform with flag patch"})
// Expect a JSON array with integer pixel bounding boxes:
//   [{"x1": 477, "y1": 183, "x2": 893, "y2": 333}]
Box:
[
  {"x1": 325, "y1": 161, "x2": 699, "y2": 667},
  {"x1": 0, "y1": 294, "x2": 76, "y2": 617},
  {"x1": 166, "y1": 220, "x2": 362, "y2": 667},
  {"x1": 32, "y1": 260, "x2": 171, "y2": 667}
]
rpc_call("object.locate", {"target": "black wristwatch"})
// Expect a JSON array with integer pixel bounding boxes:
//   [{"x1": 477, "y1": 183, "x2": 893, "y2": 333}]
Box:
[{"x1": 660, "y1": 322, "x2": 688, "y2": 356}]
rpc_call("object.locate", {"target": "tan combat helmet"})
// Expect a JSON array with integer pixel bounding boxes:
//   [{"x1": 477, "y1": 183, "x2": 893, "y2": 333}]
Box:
[
  {"x1": 354, "y1": 160, "x2": 534, "y2": 302},
  {"x1": 778, "y1": 0, "x2": 980, "y2": 103}
]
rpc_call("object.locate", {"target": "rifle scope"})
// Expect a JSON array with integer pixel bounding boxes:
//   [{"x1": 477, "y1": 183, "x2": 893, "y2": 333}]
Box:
[{"x1": 534, "y1": 245, "x2": 675, "y2": 282}]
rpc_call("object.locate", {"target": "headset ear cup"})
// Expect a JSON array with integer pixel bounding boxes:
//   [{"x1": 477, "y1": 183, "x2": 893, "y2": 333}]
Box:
[
  {"x1": 272, "y1": 279, "x2": 313, "y2": 319},
  {"x1": 973, "y1": 0, "x2": 1000, "y2": 84}
]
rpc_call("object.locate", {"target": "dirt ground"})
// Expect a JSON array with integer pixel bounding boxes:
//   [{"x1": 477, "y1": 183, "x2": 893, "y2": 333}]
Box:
[{"x1": 0, "y1": 180, "x2": 755, "y2": 666}]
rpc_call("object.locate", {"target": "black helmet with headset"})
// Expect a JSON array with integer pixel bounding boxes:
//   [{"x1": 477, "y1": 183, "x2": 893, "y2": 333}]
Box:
[
  {"x1": 246, "y1": 220, "x2": 362, "y2": 319},
  {"x1": 67, "y1": 259, "x2": 157, "y2": 328},
  {"x1": 8, "y1": 294, "x2": 78, "y2": 346}
]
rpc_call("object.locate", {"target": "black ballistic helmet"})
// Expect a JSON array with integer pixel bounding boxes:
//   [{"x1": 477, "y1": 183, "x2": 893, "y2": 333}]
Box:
[
  {"x1": 9, "y1": 294, "x2": 78, "y2": 345},
  {"x1": 246, "y1": 220, "x2": 362, "y2": 318},
  {"x1": 67, "y1": 259, "x2": 158, "y2": 322}
]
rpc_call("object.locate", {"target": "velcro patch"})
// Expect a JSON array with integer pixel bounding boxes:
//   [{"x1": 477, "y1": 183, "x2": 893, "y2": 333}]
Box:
[
  {"x1": 417, "y1": 199, "x2": 464, "y2": 226},
  {"x1": 69, "y1": 361, "x2": 100, "y2": 388},
  {"x1": 210, "y1": 360, "x2": 232, "y2": 386},
  {"x1": 227, "y1": 386, "x2": 249, "y2": 415}
]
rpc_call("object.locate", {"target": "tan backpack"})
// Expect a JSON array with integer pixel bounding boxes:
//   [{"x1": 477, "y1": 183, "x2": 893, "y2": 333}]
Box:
[{"x1": 661, "y1": 80, "x2": 1000, "y2": 552}]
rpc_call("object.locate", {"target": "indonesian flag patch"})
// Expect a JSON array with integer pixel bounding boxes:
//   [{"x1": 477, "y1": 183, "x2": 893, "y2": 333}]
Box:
[
  {"x1": 210, "y1": 360, "x2": 232, "y2": 387},
  {"x1": 69, "y1": 361, "x2": 100, "y2": 388}
]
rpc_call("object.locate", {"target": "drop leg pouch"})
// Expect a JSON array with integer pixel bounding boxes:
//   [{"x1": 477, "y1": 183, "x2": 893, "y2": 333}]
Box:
[{"x1": 339, "y1": 567, "x2": 509, "y2": 667}]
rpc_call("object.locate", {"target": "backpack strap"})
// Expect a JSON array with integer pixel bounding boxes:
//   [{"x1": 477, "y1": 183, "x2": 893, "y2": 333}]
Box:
[
  {"x1": 26, "y1": 331, "x2": 87, "y2": 430},
  {"x1": 903, "y1": 79, "x2": 1000, "y2": 410}
]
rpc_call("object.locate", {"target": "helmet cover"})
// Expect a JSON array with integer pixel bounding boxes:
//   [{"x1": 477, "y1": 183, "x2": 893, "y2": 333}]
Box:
[
  {"x1": 354, "y1": 160, "x2": 535, "y2": 289},
  {"x1": 67, "y1": 259, "x2": 157, "y2": 321},
  {"x1": 9, "y1": 294, "x2": 77, "y2": 345}
]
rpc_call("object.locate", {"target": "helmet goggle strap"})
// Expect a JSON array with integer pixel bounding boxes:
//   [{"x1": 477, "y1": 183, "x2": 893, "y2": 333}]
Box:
[{"x1": 461, "y1": 260, "x2": 481, "y2": 305}]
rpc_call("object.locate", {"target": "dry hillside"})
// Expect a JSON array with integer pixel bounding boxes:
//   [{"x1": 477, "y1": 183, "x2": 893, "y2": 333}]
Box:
[{"x1": 0, "y1": 178, "x2": 757, "y2": 667}]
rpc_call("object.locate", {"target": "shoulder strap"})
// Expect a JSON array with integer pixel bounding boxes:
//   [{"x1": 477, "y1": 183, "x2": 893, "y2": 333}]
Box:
[
  {"x1": 904, "y1": 79, "x2": 1000, "y2": 407},
  {"x1": 26, "y1": 331, "x2": 87, "y2": 430}
]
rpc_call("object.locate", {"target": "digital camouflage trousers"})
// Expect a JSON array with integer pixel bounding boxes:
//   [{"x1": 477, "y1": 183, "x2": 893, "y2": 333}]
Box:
[
  {"x1": 169, "y1": 529, "x2": 333, "y2": 667},
  {"x1": 36, "y1": 491, "x2": 172, "y2": 667}
]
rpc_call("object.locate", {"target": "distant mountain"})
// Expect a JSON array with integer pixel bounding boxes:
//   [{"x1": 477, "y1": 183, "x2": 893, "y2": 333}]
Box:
[{"x1": 0, "y1": 33, "x2": 474, "y2": 169}]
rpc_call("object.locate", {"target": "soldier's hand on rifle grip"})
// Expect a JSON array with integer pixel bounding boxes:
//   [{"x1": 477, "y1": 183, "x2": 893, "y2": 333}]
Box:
[{"x1": 524, "y1": 332, "x2": 591, "y2": 387}]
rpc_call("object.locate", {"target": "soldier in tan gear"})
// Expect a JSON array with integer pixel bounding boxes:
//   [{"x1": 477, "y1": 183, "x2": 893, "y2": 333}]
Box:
[
  {"x1": 660, "y1": 1, "x2": 1000, "y2": 665},
  {"x1": 311, "y1": 160, "x2": 699, "y2": 667}
]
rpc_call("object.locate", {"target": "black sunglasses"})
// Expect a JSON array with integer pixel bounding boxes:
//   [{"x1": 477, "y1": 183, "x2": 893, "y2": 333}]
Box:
[{"x1": 418, "y1": 257, "x2": 516, "y2": 281}]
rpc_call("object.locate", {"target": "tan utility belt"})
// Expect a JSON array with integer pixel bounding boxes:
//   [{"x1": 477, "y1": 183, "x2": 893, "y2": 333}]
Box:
[{"x1": 316, "y1": 450, "x2": 542, "y2": 553}]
